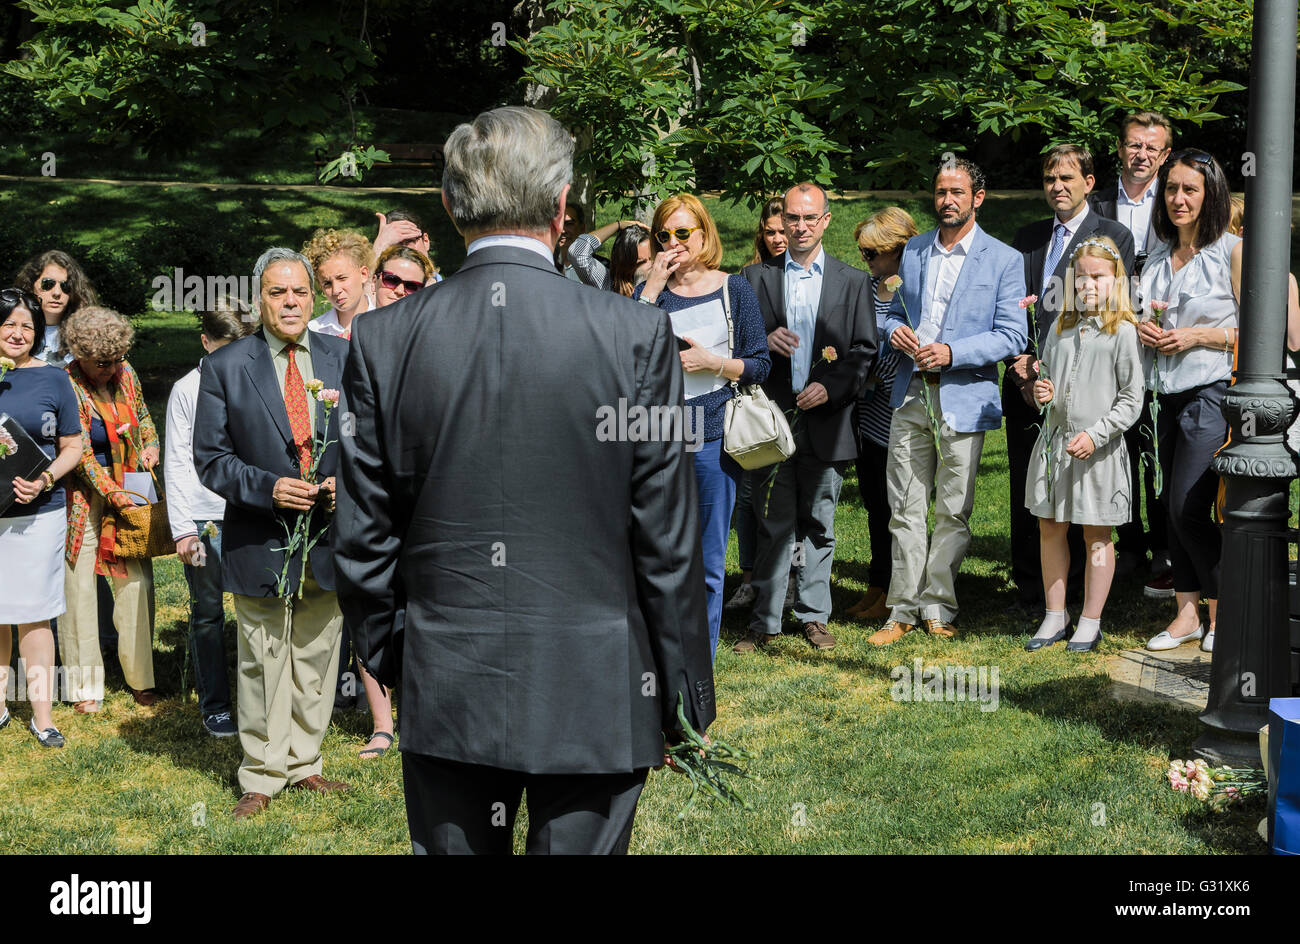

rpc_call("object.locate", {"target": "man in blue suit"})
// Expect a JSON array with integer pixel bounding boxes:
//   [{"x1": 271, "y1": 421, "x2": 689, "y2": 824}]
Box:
[
  {"x1": 868, "y1": 158, "x2": 1027, "y2": 645},
  {"x1": 194, "y1": 247, "x2": 351, "y2": 820}
]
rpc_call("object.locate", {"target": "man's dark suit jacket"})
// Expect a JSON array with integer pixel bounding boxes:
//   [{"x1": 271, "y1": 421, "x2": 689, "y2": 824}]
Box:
[
  {"x1": 333, "y1": 244, "x2": 716, "y2": 775},
  {"x1": 1011, "y1": 210, "x2": 1136, "y2": 354},
  {"x1": 1090, "y1": 181, "x2": 1163, "y2": 258},
  {"x1": 741, "y1": 251, "x2": 876, "y2": 463},
  {"x1": 194, "y1": 327, "x2": 347, "y2": 597}
]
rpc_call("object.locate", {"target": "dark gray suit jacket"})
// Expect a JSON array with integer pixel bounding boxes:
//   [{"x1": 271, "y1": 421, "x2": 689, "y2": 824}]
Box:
[
  {"x1": 333, "y1": 244, "x2": 716, "y2": 775},
  {"x1": 741, "y1": 251, "x2": 876, "y2": 463},
  {"x1": 194, "y1": 328, "x2": 347, "y2": 596}
]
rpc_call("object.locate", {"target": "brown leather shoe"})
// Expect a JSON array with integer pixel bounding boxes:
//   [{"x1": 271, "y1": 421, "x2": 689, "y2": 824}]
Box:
[
  {"x1": 289, "y1": 774, "x2": 352, "y2": 793},
  {"x1": 868, "y1": 619, "x2": 913, "y2": 646},
  {"x1": 232, "y1": 792, "x2": 270, "y2": 821},
  {"x1": 844, "y1": 587, "x2": 883, "y2": 619},
  {"x1": 924, "y1": 618, "x2": 957, "y2": 639},
  {"x1": 732, "y1": 631, "x2": 778, "y2": 653},
  {"x1": 131, "y1": 689, "x2": 158, "y2": 706},
  {"x1": 802, "y1": 621, "x2": 836, "y2": 650}
]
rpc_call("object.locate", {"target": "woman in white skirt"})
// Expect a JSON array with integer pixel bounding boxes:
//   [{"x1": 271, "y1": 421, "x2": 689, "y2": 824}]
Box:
[
  {"x1": 1024, "y1": 238, "x2": 1145, "y2": 653},
  {"x1": 0, "y1": 289, "x2": 84, "y2": 747}
]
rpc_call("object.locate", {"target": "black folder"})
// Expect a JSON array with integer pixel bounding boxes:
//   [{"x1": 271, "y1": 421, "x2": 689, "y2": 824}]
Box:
[{"x1": 0, "y1": 413, "x2": 54, "y2": 516}]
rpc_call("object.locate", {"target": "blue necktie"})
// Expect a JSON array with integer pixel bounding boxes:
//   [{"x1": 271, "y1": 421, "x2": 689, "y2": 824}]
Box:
[{"x1": 1042, "y1": 223, "x2": 1068, "y2": 294}]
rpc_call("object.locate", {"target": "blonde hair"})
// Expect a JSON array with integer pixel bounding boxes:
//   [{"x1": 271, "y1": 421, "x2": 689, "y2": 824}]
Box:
[
  {"x1": 302, "y1": 228, "x2": 373, "y2": 273},
  {"x1": 63, "y1": 305, "x2": 135, "y2": 360},
  {"x1": 854, "y1": 206, "x2": 919, "y2": 255},
  {"x1": 1228, "y1": 194, "x2": 1245, "y2": 237},
  {"x1": 650, "y1": 193, "x2": 723, "y2": 270},
  {"x1": 1059, "y1": 237, "x2": 1136, "y2": 335}
]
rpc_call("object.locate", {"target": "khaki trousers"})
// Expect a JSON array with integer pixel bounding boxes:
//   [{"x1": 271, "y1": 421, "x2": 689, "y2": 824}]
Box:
[
  {"x1": 233, "y1": 564, "x2": 343, "y2": 797},
  {"x1": 60, "y1": 493, "x2": 155, "y2": 701},
  {"x1": 885, "y1": 376, "x2": 985, "y2": 625}
]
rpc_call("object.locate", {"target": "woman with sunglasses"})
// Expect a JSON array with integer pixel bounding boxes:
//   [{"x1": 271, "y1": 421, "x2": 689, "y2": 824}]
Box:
[
  {"x1": 60, "y1": 306, "x2": 161, "y2": 712},
  {"x1": 0, "y1": 289, "x2": 83, "y2": 747},
  {"x1": 14, "y1": 250, "x2": 100, "y2": 364},
  {"x1": 1138, "y1": 150, "x2": 1242, "y2": 654},
  {"x1": 374, "y1": 245, "x2": 435, "y2": 307},
  {"x1": 844, "y1": 207, "x2": 919, "y2": 623},
  {"x1": 635, "y1": 193, "x2": 771, "y2": 658}
]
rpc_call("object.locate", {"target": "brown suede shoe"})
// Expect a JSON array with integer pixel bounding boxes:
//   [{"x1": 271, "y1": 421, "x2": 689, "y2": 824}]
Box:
[
  {"x1": 844, "y1": 587, "x2": 884, "y2": 619},
  {"x1": 288, "y1": 774, "x2": 352, "y2": 793},
  {"x1": 924, "y1": 618, "x2": 957, "y2": 639},
  {"x1": 802, "y1": 621, "x2": 836, "y2": 650},
  {"x1": 868, "y1": 619, "x2": 914, "y2": 646},
  {"x1": 131, "y1": 689, "x2": 158, "y2": 706},
  {"x1": 732, "y1": 631, "x2": 778, "y2": 653},
  {"x1": 233, "y1": 792, "x2": 270, "y2": 821}
]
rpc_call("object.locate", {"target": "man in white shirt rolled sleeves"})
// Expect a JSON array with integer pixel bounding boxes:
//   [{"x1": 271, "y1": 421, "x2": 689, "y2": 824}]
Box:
[{"x1": 165, "y1": 299, "x2": 253, "y2": 738}]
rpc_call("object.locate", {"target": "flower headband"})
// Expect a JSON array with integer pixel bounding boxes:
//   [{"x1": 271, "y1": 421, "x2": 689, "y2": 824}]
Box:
[{"x1": 1072, "y1": 238, "x2": 1121, "y2": 263}]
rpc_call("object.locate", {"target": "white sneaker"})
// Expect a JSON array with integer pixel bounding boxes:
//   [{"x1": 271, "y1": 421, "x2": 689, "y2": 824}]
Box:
[
  {"x1": 1201, "y1": 628, "x2": 1215, "y2": 652},
  {"x1": 1146, "y1": 624, "x2": 1205, "y2": 651},
  {"x1": 724, "y1": 583, "x2": 757, "y2": 610}
]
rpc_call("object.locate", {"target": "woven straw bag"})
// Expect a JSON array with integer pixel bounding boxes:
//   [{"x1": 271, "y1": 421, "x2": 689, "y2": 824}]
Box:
[{"x1": 111, "y1": 469, "x2": 176, "y2": 559}]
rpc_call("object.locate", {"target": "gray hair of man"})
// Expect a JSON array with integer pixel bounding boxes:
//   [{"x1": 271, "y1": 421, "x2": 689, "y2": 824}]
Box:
[
  {"x1": 442, "y1": 107, "x2": 575, "y2": 237},
  {"x1": 252, "y1": 247, "x2": 316, "y2": 318}
]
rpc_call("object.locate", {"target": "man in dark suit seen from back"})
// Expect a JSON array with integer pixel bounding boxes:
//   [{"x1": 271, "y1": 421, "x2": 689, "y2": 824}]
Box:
[{"x1": 333, "y1": 106, "x2": 716, "y2": 855}]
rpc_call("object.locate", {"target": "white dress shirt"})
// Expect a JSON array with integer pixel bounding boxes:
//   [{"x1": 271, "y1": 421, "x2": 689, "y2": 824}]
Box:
[
  {"x1": 466, "y1": 234, "x2": 557, "y2": 264},
  {"x1": 164, "y1": 363, "x2": 227, "y2": 541},
  {"x1": 309, "y1": 294, "x2": 373, "y2": 338},
  {"x1": 1116, "y1": 178, "x2": 1160, "y2": 253},
  {"x1": 919, "y1": 225, "x2": 977, "y2": 346}
]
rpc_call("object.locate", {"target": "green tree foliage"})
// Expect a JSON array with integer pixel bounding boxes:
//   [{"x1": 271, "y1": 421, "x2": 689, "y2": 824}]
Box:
[
  {"x1": 515, "y1": 0, "x2": 844, "y2": 211},
  {"x1": 517, "y1": 0, "x2": 1260, "y2": 197},
  {"x1": 3, "y1": 0, "x2": 377, "y2": 154}
]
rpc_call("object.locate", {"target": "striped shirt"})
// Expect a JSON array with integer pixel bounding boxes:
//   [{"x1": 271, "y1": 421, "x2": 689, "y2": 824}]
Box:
[{"x1": 858, "y1": 278, "x2": 903, "y2": 448}]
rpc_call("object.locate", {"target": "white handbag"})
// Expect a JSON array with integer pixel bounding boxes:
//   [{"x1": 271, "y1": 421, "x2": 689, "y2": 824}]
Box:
[{"x1": 720, "y1": 280, "x2": 796, "y2": 470}]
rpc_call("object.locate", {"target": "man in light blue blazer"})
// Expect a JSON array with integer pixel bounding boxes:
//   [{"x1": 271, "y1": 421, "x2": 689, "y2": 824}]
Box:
[{"x1": 868, "y1": 158, "x2": 1027, "y2": 645}]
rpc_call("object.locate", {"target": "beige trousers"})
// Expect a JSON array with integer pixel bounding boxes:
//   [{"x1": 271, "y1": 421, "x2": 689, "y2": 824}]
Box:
[
  {"x1": 885, "y1": 376, "x2": 986, "y2": 625},
  {"x1": 233, "y1": 564, "x2": 343, "y2": 797},
  {"x1": 60, "y1": 493, "x2": 155, "y2": 701}
]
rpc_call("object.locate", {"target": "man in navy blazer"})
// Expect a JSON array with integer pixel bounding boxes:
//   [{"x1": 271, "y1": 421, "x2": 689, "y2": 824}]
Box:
[
  {"x1": 194, "y1": 247, "x2": 351, "y2": 820},
  {"x1": 868, "y1": 158, "x2": 1027, "y2": 645}
]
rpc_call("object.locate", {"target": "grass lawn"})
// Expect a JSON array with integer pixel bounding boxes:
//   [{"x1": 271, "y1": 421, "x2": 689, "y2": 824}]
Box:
[{"x1": 0, "y1": 182, "x2": 1276, "y2": 854}]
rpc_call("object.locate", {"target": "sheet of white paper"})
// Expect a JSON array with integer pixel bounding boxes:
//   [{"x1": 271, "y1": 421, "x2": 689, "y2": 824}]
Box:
[
  {"x1": 122, "y1": 471, "x2": 157, "y2": 506},
  {"x1": 667, "y1": 298, "x2": 730, "y2": 399}
]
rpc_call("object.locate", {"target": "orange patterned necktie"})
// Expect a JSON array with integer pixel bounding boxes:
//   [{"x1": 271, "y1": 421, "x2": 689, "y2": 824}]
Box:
[{"x1": 283, "y1": 343, "x2": 314, "y2": 479}]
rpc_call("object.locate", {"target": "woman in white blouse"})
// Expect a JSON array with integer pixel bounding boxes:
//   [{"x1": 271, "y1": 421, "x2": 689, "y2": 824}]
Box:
[{"x1": 1138, "y1": 150, "x2": 1242, "y2": 653}]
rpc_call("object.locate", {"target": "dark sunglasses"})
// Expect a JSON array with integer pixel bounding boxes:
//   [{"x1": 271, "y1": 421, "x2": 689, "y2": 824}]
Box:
[
  {"x1": 859, "y1": 247, "x2": 879, "y2": 262},
  {"x1": 1172, "y1": 149, "x2": 1214, "y2": 167},
  {"x1": 379, "y1": 270, "x2": 425, "y2": 295},
  {"x1": 39, "y1": 277, "x2": 71, "y2": 293},
  {"x1": 93, "y1": 356, "x2": 125, "y2": 369},
  {"x1": 655, "y1": 226, "x2": 701, "y2": 245}
]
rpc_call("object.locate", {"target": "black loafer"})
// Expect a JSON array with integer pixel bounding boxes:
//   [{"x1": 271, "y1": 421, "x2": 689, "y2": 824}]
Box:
[
  {"x1": 1067, "y1": 630, "x2": 1103, "y2": 653},
  {"x1": 1025, "y1": 623, "x2": 1072, "y2": 651}
]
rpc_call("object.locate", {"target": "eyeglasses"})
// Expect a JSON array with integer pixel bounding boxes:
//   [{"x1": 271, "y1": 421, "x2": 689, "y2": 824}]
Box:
[
  {"x1": 781, "y1": 212, "x2": 827, "y2": 226},
  {"x1": 655, "y1": 226, "x2": 701, "y2": 245},
  {"x1": 859, "y1": 247, "x2": 879, "y2": 262},
  {"x1": 92, "y1": 356, "x2": 125, "y2": 369},
  {"x1": 379, "y1": 270, "x2": 425, "y2": 295},
  {"x1": 1122, "y1": 142, "x2": 1167, "y2": 156},
  {"x1": 39, "y1": 278, "x2": 70, "y2": 293}
]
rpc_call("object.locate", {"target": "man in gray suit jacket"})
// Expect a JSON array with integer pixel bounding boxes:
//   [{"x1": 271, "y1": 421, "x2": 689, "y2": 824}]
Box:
[{"x1": 333, "y1": 107, "x2": 716, "y2": 855}]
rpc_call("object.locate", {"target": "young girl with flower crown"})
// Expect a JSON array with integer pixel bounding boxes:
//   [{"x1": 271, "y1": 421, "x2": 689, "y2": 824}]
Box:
[{"x1": 1023, "y1": 237, "x2": 1145, "y2": 652}]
